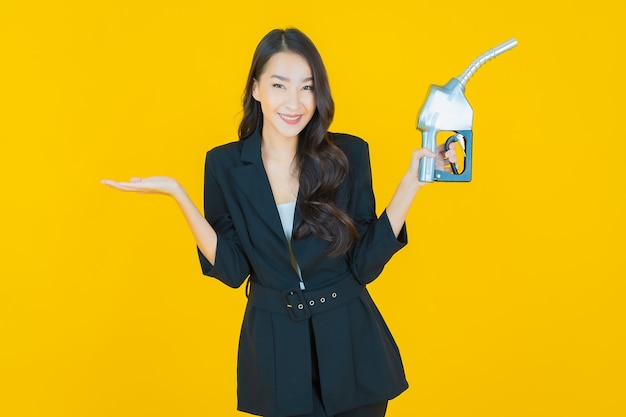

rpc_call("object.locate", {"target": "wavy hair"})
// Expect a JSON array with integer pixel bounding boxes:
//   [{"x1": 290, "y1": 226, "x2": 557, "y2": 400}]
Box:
[{"x1": 239, "y1": 28, "x2": 357, "y2": 257}]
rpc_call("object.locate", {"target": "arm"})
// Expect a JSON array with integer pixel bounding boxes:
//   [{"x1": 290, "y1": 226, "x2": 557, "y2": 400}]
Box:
[
  {"x1": 172, "y1": 186, "x2": 218, "y2": 265},
  {"x1": 197, "y1": 152, "x2": 251, "y2": 287},
  {"x1": 385, "y1": 149, "x2": 432, "y2": 237},
  {"x1": 346, "y1": 139, "x2": 456, "y2": 284},
  {"x1": 346, "y1": 141, "x2": 406, "y2": 284},
  {"x1": 386, "y1": 144, "x2": 457, "y2": 236},
  {"x1": 102, "y1": 152, "x2": 251, "y2": 288},
  {"x1": 101, "y1": 176, "x2": 217, "y2": 264}
]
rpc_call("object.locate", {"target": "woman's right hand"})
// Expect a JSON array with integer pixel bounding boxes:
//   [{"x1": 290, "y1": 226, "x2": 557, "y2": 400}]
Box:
[
  {"x1": 102, "y1": 175, "x2": 217, "y2": 263},
  {"x1": 101, "y1": 176, "x2": 183, "y2": 198}
]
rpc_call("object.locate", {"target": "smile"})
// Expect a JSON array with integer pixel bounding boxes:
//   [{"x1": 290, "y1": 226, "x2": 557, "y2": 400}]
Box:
[{"x1": 279, "y1": 113, "x2": 303, "y2": 125}]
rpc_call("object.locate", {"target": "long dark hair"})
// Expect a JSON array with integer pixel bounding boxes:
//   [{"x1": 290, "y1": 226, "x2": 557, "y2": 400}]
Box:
[{"x1": 239, "y1": 28, "x2": 357, "y2": 257}]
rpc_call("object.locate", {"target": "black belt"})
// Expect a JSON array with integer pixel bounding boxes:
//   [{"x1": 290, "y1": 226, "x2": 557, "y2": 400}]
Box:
[{"x1": 248, "y1": 276, "x2": 366, "y2": 322}]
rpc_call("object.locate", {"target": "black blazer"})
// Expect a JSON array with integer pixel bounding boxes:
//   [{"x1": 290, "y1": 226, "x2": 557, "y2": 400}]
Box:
[{"x1": 198, "y1": 130, "x2": 409, "y2": 417}]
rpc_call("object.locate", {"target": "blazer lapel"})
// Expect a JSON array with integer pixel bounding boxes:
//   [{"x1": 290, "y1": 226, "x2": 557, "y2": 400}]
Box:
[{"x1": 230, "y1": 131, "x2": 286, "y2": 241}]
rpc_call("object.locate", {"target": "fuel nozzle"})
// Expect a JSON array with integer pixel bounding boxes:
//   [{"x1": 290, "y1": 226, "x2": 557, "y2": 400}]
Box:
[{"x1": 417, "y1": 38, "x2": 518, "y2": 182}]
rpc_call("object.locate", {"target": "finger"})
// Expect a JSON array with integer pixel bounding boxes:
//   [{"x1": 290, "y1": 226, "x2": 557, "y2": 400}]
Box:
[
  {"x1": 446, "y1": 151, "x2": 459, "y2": 164},
  {"x1": 101, "y1": 179, "x2": 132, "y2": 190},
  {"x1": 103, "y1": 183, "x2": 137, "y2": 192},
  {"x1": 415, "y1": 148, "x2": 436, "y2": 159},
  {"x1": 116, "y1": 181, "x2": 151, "y2": 189},
  {"x1": 101, "y1": 180, "x2": 148, "y2": 192},
  {"x1": 437, "y1": 141, "x2": 457, "y2": 153}
]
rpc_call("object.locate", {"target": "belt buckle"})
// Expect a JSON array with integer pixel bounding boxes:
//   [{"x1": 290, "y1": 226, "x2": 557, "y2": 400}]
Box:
[{"x1": 283, "y1": 289, "x2": 311, "y2": 321}]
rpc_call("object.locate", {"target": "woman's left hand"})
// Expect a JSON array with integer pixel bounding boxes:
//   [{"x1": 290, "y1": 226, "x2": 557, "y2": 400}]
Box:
[
  {"x1": 435, "y1": 141, "x2": 458, "y2": 172},
  {"x1": 387, "y1": 142, "x2": 460, "y2": 235},
  {"x1": 407, "y1": 142, "x2": 459, "y2": 180}
]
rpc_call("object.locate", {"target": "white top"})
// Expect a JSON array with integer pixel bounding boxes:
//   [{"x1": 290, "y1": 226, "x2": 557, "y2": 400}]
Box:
[{"x1": 276, "y1": 202, "x2": 304, "y2": 289}]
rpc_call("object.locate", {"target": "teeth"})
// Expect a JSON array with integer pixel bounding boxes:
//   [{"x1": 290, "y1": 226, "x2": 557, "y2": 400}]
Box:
[{"x1": 280, "y1": 114, "x2": 300, "y2": 121}]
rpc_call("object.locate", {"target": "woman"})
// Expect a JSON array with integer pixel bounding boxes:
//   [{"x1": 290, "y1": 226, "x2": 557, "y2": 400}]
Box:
[{"x1": 102, "y1": 28, "x2": 456, "y2": 417}]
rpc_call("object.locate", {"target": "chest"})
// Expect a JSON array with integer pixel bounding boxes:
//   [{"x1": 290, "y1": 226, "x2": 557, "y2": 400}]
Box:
[{"x1": 262, "y1": 155, "x2": 299, "y2": 205}]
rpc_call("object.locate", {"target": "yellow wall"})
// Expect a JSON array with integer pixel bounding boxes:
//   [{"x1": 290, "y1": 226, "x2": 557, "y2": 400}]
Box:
[{"x1": 1, "y1": 1, "x2": 624, "y2": 416}]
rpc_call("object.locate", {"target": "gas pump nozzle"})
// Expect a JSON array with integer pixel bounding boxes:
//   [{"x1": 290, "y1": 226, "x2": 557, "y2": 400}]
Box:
[{"x1": 417, "y1": 38, "x2": 518, "y2": 182}]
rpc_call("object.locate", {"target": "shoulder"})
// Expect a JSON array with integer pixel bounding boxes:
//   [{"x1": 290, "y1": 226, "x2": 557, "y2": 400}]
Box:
[
  {"x1": 201, "y1": 141, "x2": 245, "y2": 181},
  {"x1": 329, "y1": 132, "x2": 369, "y2": 161},
  {"x1": 206, "y1": 140, "x2": 242, "y2": 159},
  {"x1": 204, "y1": 140, "x2": 243, "y2": 168},
  {"x1": 329, "y1": 131, "x2": 368, "y2": 148}
]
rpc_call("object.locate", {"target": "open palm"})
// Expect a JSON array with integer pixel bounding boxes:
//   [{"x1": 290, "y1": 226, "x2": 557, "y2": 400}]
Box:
[{"x1": 101, "y1": 176, "x2": 181, "y2": 196}]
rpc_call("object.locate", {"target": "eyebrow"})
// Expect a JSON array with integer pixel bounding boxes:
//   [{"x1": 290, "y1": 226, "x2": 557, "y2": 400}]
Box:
[{"x1": 270, "y1": 75, "x2": 314, "y2": 83}]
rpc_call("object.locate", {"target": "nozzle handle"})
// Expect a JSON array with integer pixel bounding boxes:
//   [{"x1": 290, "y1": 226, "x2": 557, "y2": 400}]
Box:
[
  {"x1": 457, "y1": 38, "x2": 518, "y2": 87},
  {"x1": 418, "y1": 130, "x2": 437, "y2": 182}
]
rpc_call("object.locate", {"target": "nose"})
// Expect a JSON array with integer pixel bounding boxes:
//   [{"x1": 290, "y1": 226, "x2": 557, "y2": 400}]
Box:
[{"x1": 284, "y1": 89, "x2": 301, "y2": 110}]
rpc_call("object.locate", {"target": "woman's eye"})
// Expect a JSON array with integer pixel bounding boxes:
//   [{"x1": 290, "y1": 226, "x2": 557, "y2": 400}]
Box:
[
  {"x1": 272, "y1": 84, "x2": 285, "y2": 89},
  {"x1": 303, "y1": 85, "x2": 314, "y2": 91}
]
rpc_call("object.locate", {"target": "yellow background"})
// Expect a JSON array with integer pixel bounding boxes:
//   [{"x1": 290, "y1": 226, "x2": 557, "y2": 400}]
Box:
[{"x1": 1, "y1": 1, "x2": 624, "y2": 416}]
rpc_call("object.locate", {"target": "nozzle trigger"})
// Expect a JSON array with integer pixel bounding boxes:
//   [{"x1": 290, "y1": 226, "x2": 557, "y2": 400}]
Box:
[{"x1": 445, "y1": 133, "x2": 465, "y2": 175}]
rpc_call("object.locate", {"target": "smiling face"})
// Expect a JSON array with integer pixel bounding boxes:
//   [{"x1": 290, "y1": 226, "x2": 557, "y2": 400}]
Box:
[{"x1": 252, "y1": 52, "x2": 316, "y2": 143}]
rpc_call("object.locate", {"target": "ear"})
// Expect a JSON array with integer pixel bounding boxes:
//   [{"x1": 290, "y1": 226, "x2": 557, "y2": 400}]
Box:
[{"x1": 251, "y1": 78, "x2": 260, "y2": 102}]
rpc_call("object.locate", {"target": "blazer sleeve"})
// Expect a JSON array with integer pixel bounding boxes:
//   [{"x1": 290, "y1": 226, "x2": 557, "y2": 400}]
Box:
[
  {"x1": 347, "y1": 140, "x2": 408, "y2": 285},
  {"x1": 197, "y1": 150, "x2": 251, "y2": 288}
]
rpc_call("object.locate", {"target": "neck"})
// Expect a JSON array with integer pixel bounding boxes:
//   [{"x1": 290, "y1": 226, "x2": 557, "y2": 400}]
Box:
[{"x1": 261, "y1": 132, "x2": 298, "y2": 162}]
